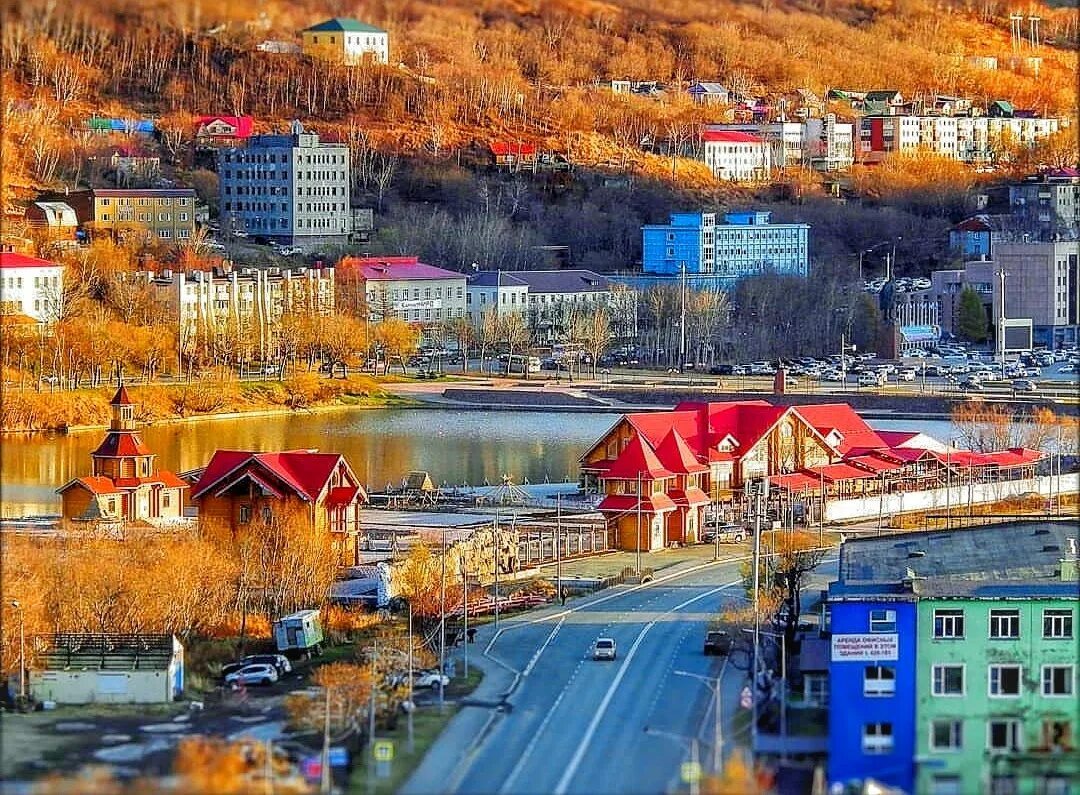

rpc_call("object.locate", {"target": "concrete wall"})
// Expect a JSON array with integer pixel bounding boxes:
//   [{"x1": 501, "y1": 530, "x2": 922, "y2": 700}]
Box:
[
  {"x1": 31, "y1": 666, "x2": 177, "y2": 704},
  {"x1": 825, "y1": 473, "x2": 1078, "y2": 523}
]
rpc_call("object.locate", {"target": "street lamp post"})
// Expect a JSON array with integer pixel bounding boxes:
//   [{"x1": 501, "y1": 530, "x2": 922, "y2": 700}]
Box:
[
  {"x1": 743, "y1": 627, "x2": 788, "y2": 762},
  {"x1": 10, "y1": 600, "x2": 25, "y2": 701},
  {"x1": 672, "y1": 669, "x2": 725, "y2": 773},
  {"x1": 407, "y1": 599, "x2": 415, "y2": 752},
  {"x1": 439, "y1": 530, "x2": 447, "y2": 713},
  {"x1": 644, "y1": 727, "x2": 701, "y2": 795}
]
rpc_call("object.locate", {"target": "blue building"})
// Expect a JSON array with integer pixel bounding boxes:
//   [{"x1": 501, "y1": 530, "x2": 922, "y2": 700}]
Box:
[
  {"x1": 826, "y1": 585, "x2": 918, "y2": 794},
  {"x1": 641, "y1": 210, "x2": 810, "y2": 283},
  {"x1": 947, "y1": 216, "x2": 993, "y2": 260},
  {"x1": 217, "y1": 120, "x2": 351, "y2": 249}
]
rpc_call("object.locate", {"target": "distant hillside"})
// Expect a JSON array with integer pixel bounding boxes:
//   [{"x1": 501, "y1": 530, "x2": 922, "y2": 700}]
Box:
[{"x1": 1, "y1": 0, "x2": 1076, "y2": 207}]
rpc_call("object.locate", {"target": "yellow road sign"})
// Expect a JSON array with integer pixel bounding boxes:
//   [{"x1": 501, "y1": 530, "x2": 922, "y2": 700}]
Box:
[
  {"x1": 681, "y1": 762, "x2": 702, "y2": 784},
  {"x1": 373, "y1": 740, "x2": 394, "y2": 762}
]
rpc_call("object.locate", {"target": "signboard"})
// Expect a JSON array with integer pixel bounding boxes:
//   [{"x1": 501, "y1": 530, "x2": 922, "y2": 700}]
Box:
[
  {"x1": 372, "y1": 740, "x2": 394, "y2": 762},
  {"x1": 681, "y1": 762, "x2": 702, "y2": 784},
  {"x1": 328, "y1": 747, "x2": 349, "y2": 767},
  {"x1": 899, "y1": 325, "x2": 940, "y2": 343},
  {"x1": 1002, "y1": 319, "x2": 1033, "y2": 352},
  {"x1": 831, "y1": 633, "x2": 899, "y2": 662},
  {"x1": 393, "y1": 299, "x2": 442, "y2": 312}
]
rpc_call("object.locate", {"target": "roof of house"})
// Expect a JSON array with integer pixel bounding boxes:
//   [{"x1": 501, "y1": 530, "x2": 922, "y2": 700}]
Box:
[
  {"x1": 304, "y1": 17, "x2": 386, "y2": 33},
  {"x1": 497, "y1": 270, "x2": 610, "y2": 294},
  {"x1": 92, "y1": 431, "x2": 153, "y2": 458},
  {"x1": 864, "y1": 90, "x2": 902, "y2": 101},
  {"x1": 489, "y1": 141, "x2": 537, "y2": 157},
  {"x1": 87, "y1": 118, "x2": 156, "y2": 133},
  {"x1": 770, "y1": 472, "x2": 821, "y2": 492},
  {"x1": 952, "y1": 216, "x2": 993, "y2": 233},
  {"x1": 57, "y1": 475, "x2": 122, "y2": 496},
  {"x1": 596, "y1": 493, "x2": 678, "y2": 514},
  {"x1": 654, "y1": 429, "x2": 709, "y2": 475},
  {"x1": 191, "y1": 449, "x2": 362, "y2": 503},
  {"x1": 195, "y1": 115, "x2": 255, "y2": 138},
  {"x1": 794, "y1": 403, "x2": 887, "y2": 455},
  {"x1": 702, "y1": 130, "x2": 763, "y2": 144},
  {"x1": 338, "y1": 256, "x2": 462, "y2": 282},
  {"x1": 0, "y1": 252, "x2": 63, "y2": 270},
  {"x1": 76, "y1": 188, "x2": 195, "y2": 198},
  {"x1": 468, "y1": 271, "x2": 528, "y2": 289},
  {"x1": 603, "y1": 434, "x2": 675, "y2": 480},
  {"x1": 667, "y1": 486, "x2": 710, "y2": 507},
  {"x1": 28, "y1": 202, "x2": 78, "y2": 226},
  {"x1": 688, "y1": 82, "x2": 729, "y2": 94}
]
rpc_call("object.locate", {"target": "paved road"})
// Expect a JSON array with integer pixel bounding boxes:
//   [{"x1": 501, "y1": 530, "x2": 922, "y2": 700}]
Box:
[{"x1": 443, "y1": 560, "x2": 750, "y2": 795}]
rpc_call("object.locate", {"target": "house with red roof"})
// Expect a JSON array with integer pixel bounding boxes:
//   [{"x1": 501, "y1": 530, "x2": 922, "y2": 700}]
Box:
[
  {"x1": 195, "y1": 116, "x2": 255, "y2": 147},
  {"x1": 489, "y1": 141, "x2": 537, "y2": 170},
  {"x1": 702, "y1": 130, "x2": 771, "y2": 182},
  {"x1": 581, "y1": 400, "x2": 1043, "y2": 548},
  {"x1": 190, "y1": 449, "x2": 367, "y2": 565},
  {"x1": 58, "y1": 386, "x2": 188, "y2": 524},
  {"x1": 337, "y1": 256, "x2": 467, "y2": 326},
  {"x1": 0, "y1": 252, "x2": 64, "y2": 322}
]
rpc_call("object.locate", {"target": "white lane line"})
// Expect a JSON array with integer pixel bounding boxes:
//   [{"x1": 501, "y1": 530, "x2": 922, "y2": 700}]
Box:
[
  {"x1": 500, "y1": 667, "x2": 577, "y2": 794},
  {"x1": 552, "y1": 582, "x2": 737, "y2": 795},
  {"x1": 522, "y1": 618, "x2": 564, "y2": 678}
]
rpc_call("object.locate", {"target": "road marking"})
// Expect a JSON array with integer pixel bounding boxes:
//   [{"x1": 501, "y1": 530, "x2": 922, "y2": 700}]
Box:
[
  {"x1": 552, "y1": 583, "x2": 736, "y2": 795},
  {"x1": 499, "y1": 670, "x2": 576, "y2": 794},
  {"x1": 522, "y1": 618, "x2": 564, "y2": 678}
]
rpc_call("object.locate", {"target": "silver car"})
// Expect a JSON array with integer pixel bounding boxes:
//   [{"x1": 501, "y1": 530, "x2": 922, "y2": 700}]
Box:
[{"x1": 593, "y1": 638, "x2": 617, "y2": 661}]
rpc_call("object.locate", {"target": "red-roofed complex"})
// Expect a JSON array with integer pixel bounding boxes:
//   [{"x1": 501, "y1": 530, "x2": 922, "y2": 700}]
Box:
[
  {"x1": 195, "y1": 116, "x2": 255, "y2": 146},
  {"x1": 489, "y1": 141, "x2": 537, "y2": 169},
  {"x1": 191, "y1": 449, "x2": 368, "y2": 564},
  {"x1": 337, "y1": 256, "x2": 467, "y2": 325},
  {"x1": 58, "y1": 386, "x2": 188, "y2": 524},
  {"x1": 703, "y1": 130, "x2": 771, "y2": 182},
  {"x1": 580, "y1": 400, "x2": 1045, "y2": 550}
]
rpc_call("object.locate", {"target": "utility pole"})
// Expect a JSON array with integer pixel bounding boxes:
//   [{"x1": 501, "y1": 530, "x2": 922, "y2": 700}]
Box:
[
  {"x1": 680, "y1": 262, "x2": 687, "y2": 379},
  {"x1": 10, "y1": 600, "x2": 25, "y2": 701},
  {"x1": 320, "y1": 685, "x2": 332, "y2": 794},
  {"x1": 751, "y1": 482, "x2": 763, "y2": 759},
  {"x1": 556, "y1": 494, "x2": 563, "y2": 602},
  {"x1": 636, "y1": 470, "x2": 643, "y2": 576},
  {"x1": 439, "y1": 530, "x2": 446, "y2": 713},
  {"x1": 367, "y1": 641, "x2": 378, "y2": 795},
  {"x1": 462, "y1": 556, "x2": 469, "y2": 678},
  {"x1": 493, "y1": 513, "x2": 500, "y2": 632},
  {"x1": 407, "y1": 600, "x2": 414, "y2": 752},
  {"x1": 997, "y1": 267, "x2": 1008, "y2": 380}
]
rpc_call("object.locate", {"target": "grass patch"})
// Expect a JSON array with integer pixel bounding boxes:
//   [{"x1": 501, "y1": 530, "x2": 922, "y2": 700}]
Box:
[{"x1": 345, "y1": 670, "x2": 483, "y2": 795}]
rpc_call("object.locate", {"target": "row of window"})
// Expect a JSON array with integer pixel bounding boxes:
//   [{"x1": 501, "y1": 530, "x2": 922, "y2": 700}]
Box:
[
  {"x1": 928, "y1": 717, "x2": 1073, "y2": 754},
  {"x1": 99, "y1": 213, "x2": 189, "y2": 223},
  {"x1": 930, "y1": 662, "x2": 1074, "y2": 697},
  {"x1": 867, "y1": 607, "x2": 1073, "y2": 639},
  {"x1": 99, "y1": 197, "x2": 189, "y2": 207},
  {"x1": 224, "y1": 152, "x2": 346, "y2": 166},
  {"x1": 929, "y1": 773, "x2": 1068, "y2": 795}
]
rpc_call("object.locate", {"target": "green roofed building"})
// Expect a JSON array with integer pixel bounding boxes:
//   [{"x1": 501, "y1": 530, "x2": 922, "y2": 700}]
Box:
[{"x1": 301, "y1": 17, "x2": 388, "y2": 65}]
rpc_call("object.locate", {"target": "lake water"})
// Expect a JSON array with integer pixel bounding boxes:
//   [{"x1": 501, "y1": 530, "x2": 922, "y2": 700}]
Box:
[{"x1": 0, "y1": 409, "x2": 959, "y2": 517}]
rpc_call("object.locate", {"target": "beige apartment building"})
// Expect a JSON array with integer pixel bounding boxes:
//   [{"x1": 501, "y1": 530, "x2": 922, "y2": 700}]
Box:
[{"x1": 66, "y1": 188, "x2": 197, "y2": 243}]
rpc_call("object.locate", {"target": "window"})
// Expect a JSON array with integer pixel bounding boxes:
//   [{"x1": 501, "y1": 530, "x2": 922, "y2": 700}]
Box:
[
  {"x1": 864, "y1": 665, "x2": 896, "y2": 696},
  {"x1": 989, "y1": 665, "x2": 1022, "y2": 697},
  {"x1": 804, "y1": 675, "x2": 828, "y2": 706},
  {"x1": 933, "y1": 665, "x2": 965, "y2": 696},
  {"x1": 991, "y1": 776, "x2": 1018, "y2": 795},
  {"x1": 239, "y1": 505, "x2": 252, "y2": 524},
  {"x1": 870, "y1": 609, "x2": 896, "y2": 633},
  {"x1": 929, "y1": 776, "x2": 962, "y2": 795},
  {"x1": 1037, "y1": 775, "x2": 1069, "y2": 795},
  {"x1": 862, "y1": 722, "x2": 893, "y2": 754},
  {"x1": 930, "y1": 719, "x2": 963, "y2": 751},
  {"x1": 1040, "y1": 720, "x2": 1074, "y2": 751},
  {"x1": 934, "y1": 609, "x2": 965, "y2": 638},
  {"x1": 1044, "y1": 609, "x2": 1073, "y2": 639},
  {"x1": 990, "y1": 609, "x2": 1021, "y2": 639},
  {"x1": 988, "y1": 720, "x2": 1022, "y2": 752},
  {"x1": 1042, "y1": 665, "x2": 1074, "y2": 697},
  {"x1": 162, "y1": 494, "x2": 170, "y2": 508}
]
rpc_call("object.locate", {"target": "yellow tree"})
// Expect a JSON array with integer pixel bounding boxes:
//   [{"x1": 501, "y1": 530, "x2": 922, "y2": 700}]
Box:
[{"x1": 373, "y1": 317, "x2": 420, "y2": 375}]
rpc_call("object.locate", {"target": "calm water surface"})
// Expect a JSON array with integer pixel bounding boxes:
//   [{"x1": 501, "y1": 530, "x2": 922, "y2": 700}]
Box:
[{"x1": 0, "y1": 409, "x2": 621, "y2": 517}]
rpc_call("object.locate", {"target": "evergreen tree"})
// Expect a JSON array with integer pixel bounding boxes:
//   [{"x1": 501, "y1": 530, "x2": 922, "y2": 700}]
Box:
[{"x1": 957, "y1": 287, "x2": 989, "y2": 343}]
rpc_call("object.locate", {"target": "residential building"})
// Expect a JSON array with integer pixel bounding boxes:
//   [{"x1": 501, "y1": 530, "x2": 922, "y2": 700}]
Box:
[
  {"x1": 301, "y1": 17, "x2": 389, "y2": 65},
  {"x1": 65, "y1": 188, "x2": 197, "y2": 243},
  {"x1": 705, "y1": 117, "x2": 854, "y2": 172},
  {"x1": 580, "y1": 400, "x2": 1044, "y2": 551},
  {"x1": 859, "y1": 112, "x2": 1060, "y2": 165},
  {"x1": 466, "y1": 271, "x2": 529, "y2": 326},
  {"x1": 948, "y1": 216, "x2": 994, "y2": 259},
  {"x1": 702, "y1": 130, "x2": 771, "y2": 182},
  {"x1": 0, "y1": 252, "x2": 64, "y2": 322},
  {"x1": 194, "y1": 115, "x2": 255, "y2": 147},
  {"x1": 137, "y1": 264, "x2": 335, "y2": 344},
  {"x1": 218, "y1": 120, "x2": 350, "y2": 248},
  {"x1": 29, "y1": 634, "x2": 184, "y2": 705},
  {"x1": 337, "y1": 256, "x2": 467, "y2": 325},
  {"x1": 190, "y1": 449, "x2": 368, "y2": 565},
  {"x1": 99, "y1": 147, "x2": 161, "y2": 184},
  {"x1": 1009, "y1": 169, "x2": 1080, "y2": 239},
  {"x1": 826, "y1": 524, "x2": 1079, "y2": 795},
  {"x1": 642, "y1": 210, "x2": 810, "y2": 282},
  {"x1": 23, "y1": 202, "x2": 78, "y2": 241},
  {"x1": 489, "y1": 141, "x2": 538, "y2": 171},
  {"x1": 686, "y1": 82, "x2": 730, "y2": 105},
  {"x1": 57, "y1": 385, "x2": 188, "y2": 524}
]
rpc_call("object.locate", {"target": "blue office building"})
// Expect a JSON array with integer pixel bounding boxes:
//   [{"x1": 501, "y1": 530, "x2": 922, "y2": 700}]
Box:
[
  {"x1": 826, "y1": 584, "x2": 918, "y2": 794},
  {"x1": 641, "y1": 210, "x2": 810, "y2": 282}
]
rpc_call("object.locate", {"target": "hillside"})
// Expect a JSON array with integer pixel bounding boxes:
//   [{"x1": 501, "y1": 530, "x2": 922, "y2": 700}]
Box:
[{"x1": 1, "y1": 0, "x2": 1077, "y2": 211}]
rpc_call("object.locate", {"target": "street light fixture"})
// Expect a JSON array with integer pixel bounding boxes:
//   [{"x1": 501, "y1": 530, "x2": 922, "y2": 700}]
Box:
[
  {"x1": 742, "y1": 626, "x2": 788, "y2": 762},
  {"x1": 672, "y1": 668, "x2": 725, "y2": 773},
  {"x1": 643, "y1": 726, "x2": 702, "y2": 795}
]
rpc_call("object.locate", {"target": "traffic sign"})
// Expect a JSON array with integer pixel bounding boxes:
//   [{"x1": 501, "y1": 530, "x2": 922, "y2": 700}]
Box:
[
  {"x1": 372, "y1": 740, "x2": 394, "y2": 762},
  {"x1": 680, "y1": 762, "x2": 702, "y2": 784},
  {"x1": 740, "y1": 685, "x2": 753, "y2": 709}
]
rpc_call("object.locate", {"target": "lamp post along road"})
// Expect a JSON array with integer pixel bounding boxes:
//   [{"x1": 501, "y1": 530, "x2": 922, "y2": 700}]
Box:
[
  {"x1": 672, "y1": 669, "x2": 725, "y2": 773},
  {"x1": 407, "y1": 600, "x2": 415, "y2": 752},
  {"x1": 644, "y1": 727, "x2": 701, "y2": 795},
  {"x1": 439, "y1": 530, "x2": 447, "y2": 712}
]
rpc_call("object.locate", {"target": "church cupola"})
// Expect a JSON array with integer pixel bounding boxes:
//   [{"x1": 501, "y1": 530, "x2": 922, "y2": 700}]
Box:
[{"x1": 110, "y1": 384, "x2": 135, "y2": 430}]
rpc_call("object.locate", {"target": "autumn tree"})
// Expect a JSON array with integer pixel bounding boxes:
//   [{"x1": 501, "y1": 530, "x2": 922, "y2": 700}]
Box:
[
  {"x1": 373, "y1": 317, "x2": 420, "y2": 375},
  {"x1": 951, "y1": 401, "x2": 1060, "y2": 453}
]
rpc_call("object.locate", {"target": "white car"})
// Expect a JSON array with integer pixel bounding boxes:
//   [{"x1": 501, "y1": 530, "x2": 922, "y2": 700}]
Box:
[
  {"x1": 858, "y1": 372, "x2": 882, "y2": 387},
  {"x1": 898, "y1": 369, "x2": 916, "y2": 381},
  {"x1": 593, "y1": 638, "x2": 617, "y2": 661},
  {"x1": 225, "y1": 663, "x2": 279, "y2": 687},
  {"x1": 412, "y1": 670, "x2": 450, "y2": 689}
]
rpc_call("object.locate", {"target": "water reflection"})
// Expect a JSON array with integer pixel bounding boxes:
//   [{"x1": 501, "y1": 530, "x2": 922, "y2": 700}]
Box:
[{"x1": 0, "y1": 409, "x2": 621, "y2": 517}]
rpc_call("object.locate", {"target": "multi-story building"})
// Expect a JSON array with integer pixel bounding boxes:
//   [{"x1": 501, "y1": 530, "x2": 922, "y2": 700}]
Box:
[
  {"x1": 1009, "y1": 169, "x2": 1080, "y2": 239},
  {"x1": 337, "y1": 256, "x2": 466, "y2": 326},
  {"x1": 859, "y1": 112, "x2": 1060, "y2": 165},
  {"x1": 701, "y1": 130, "x2": 771, "y2": 181},
  {"x1": 138, "y1": 264, "x2": 335, "y2": 344},
  {"x1": 826, "y1": 524, "x2": 1079, "y2": 795},
  {"x1": 218, "y1": 121, "x2": 350, "y2": 249},
  {"x1": 66, "y1": 188, "x2": 197, "y2": 243},
  {"x1": 0, "y1": 252, "x2": 64, "y2": 322},
  {"x1": 704, "y1": 116, "x2": 854, "y2": 172},
  {"x1": 301, "y1": 17, "x2": 389, "y2": 65},
  {"x1": 642, "y1": 210, "x2": 810, "y2": 282},
  {"x1": 465, "y1": 271, "x2": 529, "y2": 326},
  {"x1": 995, "y1": 241, "x2": 1080, "y2": 349}
]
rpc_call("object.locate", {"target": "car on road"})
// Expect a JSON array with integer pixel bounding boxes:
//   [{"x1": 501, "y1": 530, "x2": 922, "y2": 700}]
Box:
[
  {"x1": 1011, "y1": 379, "x2": 1038, "y2": 393},
  {"x1": 898, "y1": 368, "x2": 916, "y2": 381},
  {"x1": 701, "y1": 524, "x2": 746, "y2": 544},
  {"x1": 958, "y1": 378, "x2": 983, "y2": 392},
  {"x1": 593, "y1": 638, "x2": 617, "y2": 661},
  {"x1": 221, "y1": 654, "x2": 292, "y2": 679},
  {"x1": 703, "y1": 631, "x2": 732, "y2": 656},
  {"x1": 224, "y1": 663, "x2": 279, "y2": 687},
  {"x1": 858, "y1": 372, "x2": 882, "y2": 387},
  {"x1": 412, "y1": 670, "x2": 450, "y2": 689}
]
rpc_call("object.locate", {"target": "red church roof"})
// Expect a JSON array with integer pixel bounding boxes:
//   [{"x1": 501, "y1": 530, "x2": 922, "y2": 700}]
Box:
[
  {"x1": 110, "y1": 384, "x2": 133, "y2": 406},
  {"x1": 92, "y1": 432, "x2": 152, "y2": 458},
  {"x1": 603, "y1": 435, "x2": 675, "y2": 480}
]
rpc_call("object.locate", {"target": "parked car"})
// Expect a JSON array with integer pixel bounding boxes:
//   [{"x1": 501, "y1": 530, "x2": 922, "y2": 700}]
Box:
[
  {"x1": 702, "y1": 524, "x2": 747, "y2": 544},
  {"x1": 1011, "y1": 379, "x2": 1038, "y2": 393},
  {"x1": 593, "y1": 638, "x2": 617, "y2": 661},
  {"x1": 898, "y1": 368, "x2": 916, "y2": 381},
  {"x1": 958, "y1": 379, "x2": 983, "y2": 392},
  {"x1": 703, "y1": 631, "x2": 733, "y2": 656},
  {"x1": 708, "y1": 364, "x2": 735, "y2": 376},
  {"x1": 225, "y1": 664, "x2": 279, "y2": 687},
  {"x1": 858, "y1": 372, "x2": 881, "y2": 387},
  {"x1": 244, "y1": 654, "x2": 292, "y2": 676},
  {"x1": 412, "y1": 670, "x2": 450, "y2": 689}
]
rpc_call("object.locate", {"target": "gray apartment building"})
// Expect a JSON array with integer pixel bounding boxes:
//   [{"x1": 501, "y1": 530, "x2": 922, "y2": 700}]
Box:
[
  {"x1": 1009, "y1": 169, "x2": 1080, "y2": 240},
  {"x1": 218, "y1": 120, "x2": 350, "y2": 249}
]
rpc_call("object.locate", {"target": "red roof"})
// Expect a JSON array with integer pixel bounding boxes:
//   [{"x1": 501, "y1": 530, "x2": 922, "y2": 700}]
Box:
[
  {"x1": 654, "y1": 429, "x2": 708, "y2": 475},
  {"x1": 702, "y1": 130, "x2": 762, "y2": 144},
  {"x1": 807, "y1": 463, "x2": 874, "y2": 482},
  {"x1": 192, "y1": 450, "x2": 363, "y2": 503},
  {"x1": 668, "y1": 487, "x2": 710, "y2": 507},
  {"x1": 770, "y1": 472, "x2": 820, "y2": 492},
  {"x1": 338, "y1": 256, "x2": 462, "y2": 282},
  {"x1": 195, "y1": 115, "x2": 255, "y2": 138},
  {"x1": 795, "y1": 404, "x2": 887, "y2": 454},
  {"x1": 110, "y1": 384, "x2": 133, "y2": 406},
  {"x1": 92, "y1": 431, "x2": 152, "y2": 458},
  {"x1": 596, "y1": 493, "x2": 678, "y2": 514},
  {"x1": 58, "y1": 476, "x2": 121, "y2": 496},
  {"x1": 847, "y1": 455, "x2": 904, "y2": 473},
  {"x1": 326, "y1": 485, "x2": 361, "y2": 507},
  {"x1": 0, "y1": 252, "x2": 62, "y2": 270},
  {"x1": 953, "y1": 217, "x2": 992, "y2": 233},
  {"x1": 489, "y1": 141, "x2": 537, "y2": 157},
  {"x1": 980, "y1": 448, "x2": 1043, "y2": 466},
  {"x1": 602, "y1": 435, "x2": 675, "y2": 480}
]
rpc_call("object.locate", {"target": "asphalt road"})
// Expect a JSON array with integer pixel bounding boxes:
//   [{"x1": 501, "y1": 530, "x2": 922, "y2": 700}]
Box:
[{"x1": 447, "y1": 560, "x2": 750, "y2": 795}]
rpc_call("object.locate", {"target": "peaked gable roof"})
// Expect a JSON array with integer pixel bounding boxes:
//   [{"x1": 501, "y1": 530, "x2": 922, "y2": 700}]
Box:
[
  {"x1": 192, "y1": 450, "x2": 352, "y2": 502},
  {"x1": 195, "y1": 116, "x2": 254, "y2": 138},
  {"x1": 603, "y1": 434, "x2": 674, "y2": 480},
  {"x1": 793, "y1": 403, "x2": 886, "y2": 454},
  {"x1": 304, "y1": 17, "x2": 386, "y2": 33},
  {"x1": 111, "y1": 384, "x2": 133, "y2": 406},
  {"x1": 654, "y1": 429, "x2": 708, "y2": 475}
]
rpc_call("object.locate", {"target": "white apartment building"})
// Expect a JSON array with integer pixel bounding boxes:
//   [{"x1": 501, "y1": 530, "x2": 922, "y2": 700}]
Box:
[
  {"x1": 301, "y1": 18, "x2": 389, "y2": 65},
  {"x1": 702, "y1": 131, "x2": 771, "y2": 182},
  {"x1": 0, "y1": 252, "x2": 64, "y2": 322},
  {"x1": 860, "y1": 114, "x2": 1060, "y2": 163},
  {"x1": 465, "y1": 271, "x2": 529, "y2": 326},
  {"x1": 338, "y1": 256, "x2": 467, "y2": 325},
  {"x1": 704, "y1": 116, "x2": 854, "y2": 172}
]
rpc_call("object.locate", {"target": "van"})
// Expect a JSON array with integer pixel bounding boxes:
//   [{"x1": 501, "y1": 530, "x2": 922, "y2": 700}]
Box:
[{"x1": 506, "y1": 355, "x2": 541, "y2": 374}]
